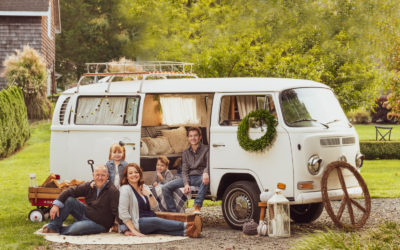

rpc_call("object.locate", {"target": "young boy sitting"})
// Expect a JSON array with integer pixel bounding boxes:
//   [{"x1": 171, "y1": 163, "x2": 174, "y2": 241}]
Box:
[{"x1": 152, "y1": 156, "x2": 175, "y2": 187}]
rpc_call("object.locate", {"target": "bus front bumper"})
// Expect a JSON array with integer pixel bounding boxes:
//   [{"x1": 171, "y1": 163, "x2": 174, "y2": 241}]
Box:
[{"x1": 291, "y1": 187, "x2": 363, "y2": 205}]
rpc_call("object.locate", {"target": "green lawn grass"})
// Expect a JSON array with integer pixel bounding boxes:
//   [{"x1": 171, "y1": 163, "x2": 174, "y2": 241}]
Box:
[
  {"x1": 291, "y1": 221, "x2": 400, "y2": 250},
  {"x1": 354, "y1": 124, "x2": 400, "y2": 141},
  {"x1": 361, "y1": 159, "x2": 400, "y2": 198},
  {"x1": 0, "y1": 121, "x2": 50, "y2": 249}
]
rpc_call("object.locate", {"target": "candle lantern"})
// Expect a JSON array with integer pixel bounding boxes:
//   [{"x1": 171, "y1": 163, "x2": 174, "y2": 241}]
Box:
[{"x1": 267, "y1": 189, "x2": 290, "y2": 237}]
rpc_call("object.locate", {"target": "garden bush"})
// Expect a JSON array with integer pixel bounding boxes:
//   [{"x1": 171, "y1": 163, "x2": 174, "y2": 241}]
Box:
[
  {"x1": 348, "y1": 110, "x2": 371, "y2": 124},
  {"x1": 0, "y1": 86, "x2": 30, "y2": 158},
  {"x1": 370, "y1": 95, "x2": 395, "y2": 124},
  {"x1": 2, "y1": 45, "x2": 52, "y2": 120},
  {"x1": 360, "y1": 141, "x2": 400, "y2": 159}
]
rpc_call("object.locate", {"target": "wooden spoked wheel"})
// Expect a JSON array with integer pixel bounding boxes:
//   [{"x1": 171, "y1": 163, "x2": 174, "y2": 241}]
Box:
[{"x1": 321, "y1": 161, "x2": 371, "y2": 230}]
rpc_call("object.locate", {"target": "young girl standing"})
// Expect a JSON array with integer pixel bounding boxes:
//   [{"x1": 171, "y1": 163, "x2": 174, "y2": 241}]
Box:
[{"x1": 106, "y1": 143, "x2": 128, "y2": 189}]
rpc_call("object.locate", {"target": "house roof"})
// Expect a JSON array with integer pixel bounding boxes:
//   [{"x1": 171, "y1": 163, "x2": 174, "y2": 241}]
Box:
[
  {"x1": 0, "y1": 0, "x2": 61, "y2": 33},
  {"x1": 0, "y1": 0, "x2": 49, "y2": 12}
]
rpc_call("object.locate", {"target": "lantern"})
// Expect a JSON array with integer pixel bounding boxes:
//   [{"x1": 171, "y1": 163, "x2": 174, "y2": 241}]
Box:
[
  {"x1": 29, "y1": 173, "x2": 38, "y2": 187},
  {"x1": 267, "y1": 189, "x2": 290, "y2": 237}
]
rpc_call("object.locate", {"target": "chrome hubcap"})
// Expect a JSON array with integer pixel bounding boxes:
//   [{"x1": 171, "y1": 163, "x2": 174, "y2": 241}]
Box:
[{"x1": 229, "y1": 191, "x2": 252, "y2": 221}]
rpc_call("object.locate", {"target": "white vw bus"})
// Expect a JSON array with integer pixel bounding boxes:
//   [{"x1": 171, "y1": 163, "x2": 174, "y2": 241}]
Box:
[{"x1": 50, "y1": 62, "x2": 364, "y2": 229}]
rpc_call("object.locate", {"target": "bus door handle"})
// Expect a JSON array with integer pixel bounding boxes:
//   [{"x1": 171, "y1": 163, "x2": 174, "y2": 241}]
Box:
[
  {"x1": 212, "y1": 143, "x2": 226, "y2": 148},
  {"x1": 119, "y1": 141, "x2": 136, "y2": 150}
]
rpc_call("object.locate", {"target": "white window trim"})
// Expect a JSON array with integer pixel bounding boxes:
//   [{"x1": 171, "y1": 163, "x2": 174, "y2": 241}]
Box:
[
  {"x1": 0, "y1": 11, "x2": 48, "y2": 16},
  {"x1": 47, "y1": 0, "x2": 53, "y2": 39}
]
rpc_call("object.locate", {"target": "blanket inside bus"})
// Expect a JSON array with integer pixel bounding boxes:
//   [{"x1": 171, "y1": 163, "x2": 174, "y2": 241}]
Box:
[{"x1": 150, "y1": 185, "x2": 199, "y2": 213}]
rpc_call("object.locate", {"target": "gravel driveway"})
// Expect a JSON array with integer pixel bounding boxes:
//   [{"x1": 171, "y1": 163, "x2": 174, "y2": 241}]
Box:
[{"x1": 50, "y1": 198, "x2": 400, "y2": 250}]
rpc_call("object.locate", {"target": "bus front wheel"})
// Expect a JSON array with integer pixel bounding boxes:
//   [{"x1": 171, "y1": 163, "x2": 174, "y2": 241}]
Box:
[{"x1": 222, "y1": 181, "x2": 260, "y2": 230}]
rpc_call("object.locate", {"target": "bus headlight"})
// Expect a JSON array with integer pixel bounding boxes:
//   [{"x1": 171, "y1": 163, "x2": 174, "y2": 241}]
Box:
[
  {"x1": 355, "y1": 153, "x2": 365, "y2": 168},
  {"x1": 307, "y1": 155, "x2": 322, "y2": 175}
]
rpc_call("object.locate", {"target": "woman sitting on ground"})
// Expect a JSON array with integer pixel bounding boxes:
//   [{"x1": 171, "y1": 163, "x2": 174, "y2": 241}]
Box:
[{"x1": 118, "y1": 163, "x2": 201, "y2": 237}]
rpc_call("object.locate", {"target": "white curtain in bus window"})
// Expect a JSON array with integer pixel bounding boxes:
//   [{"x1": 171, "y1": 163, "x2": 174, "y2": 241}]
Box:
[
  {"x1": 237, "y1": 96, "x2": 257, "y2": 119},
  {"x1": 76, "y1": 97, "x2": 126, "y2": 125},
  {"x1": 160, "y1": 96, "x2": 199, "y2": 125},
  {"x1": 124, "y1": 97, "x2": 139, "y2": 125}
]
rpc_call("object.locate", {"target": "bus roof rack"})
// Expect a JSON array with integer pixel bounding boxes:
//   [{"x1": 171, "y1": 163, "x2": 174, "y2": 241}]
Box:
[
  {"x1": 85, "y1": 61, "x2": 194, "y2": 74},
  {"x1": 74, "y1": 61, "x2": 197, "y2": 93}
]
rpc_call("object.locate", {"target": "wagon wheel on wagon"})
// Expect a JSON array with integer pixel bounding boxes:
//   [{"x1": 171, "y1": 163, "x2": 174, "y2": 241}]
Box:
[{"x1": 321, "y1": 161, "x2": 371, "y2": 230}]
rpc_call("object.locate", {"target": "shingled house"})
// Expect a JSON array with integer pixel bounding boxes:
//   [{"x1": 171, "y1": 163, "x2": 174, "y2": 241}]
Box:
[{"x1": 0, "y1": 0, "x2": 61, "y2": 94}]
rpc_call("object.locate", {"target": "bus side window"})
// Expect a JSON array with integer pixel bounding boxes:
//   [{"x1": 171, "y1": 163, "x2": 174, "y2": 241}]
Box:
[{"x1": 219, "y1": 95, "x2": 276, "y2": 126}]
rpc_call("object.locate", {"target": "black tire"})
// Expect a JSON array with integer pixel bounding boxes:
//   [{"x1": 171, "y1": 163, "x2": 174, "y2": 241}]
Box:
[
  {"x1": 222, "y1": 181, "x2": 260, "y2": 230},
  {"x1": 290, "y1": 202, "x2": 324, "y2": 223}
]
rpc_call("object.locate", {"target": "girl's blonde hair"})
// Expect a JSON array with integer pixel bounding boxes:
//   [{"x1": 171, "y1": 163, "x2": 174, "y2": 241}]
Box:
[
  {"x1": 109, "y1": 143, "x2": 126, "y2": 161},
  {"x1": 157, "y1": 155, "x2": 170, "y2": 168}
]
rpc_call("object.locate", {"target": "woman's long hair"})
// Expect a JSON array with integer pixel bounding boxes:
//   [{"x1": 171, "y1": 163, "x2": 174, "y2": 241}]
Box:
[{"x1": 120, "y1": 163, "x2": 144, "y2": 186}]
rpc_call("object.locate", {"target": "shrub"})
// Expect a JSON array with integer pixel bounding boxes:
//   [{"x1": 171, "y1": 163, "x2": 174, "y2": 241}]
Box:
[
  {"x1": 360, "y1": 141, "x2": 400, "y2": 159},
  {"x1": 2, "y1": 45, "x2": 52, "y2": 120},
  {"x1": 370, "y1": 95, "x2": 394, "y2": 124},
  {"x1": 0, "y1": 86, "x2": 30, "y2": 158},
  {"x1": 349, "y1": 110, "x2": 371, "y2": 124}
]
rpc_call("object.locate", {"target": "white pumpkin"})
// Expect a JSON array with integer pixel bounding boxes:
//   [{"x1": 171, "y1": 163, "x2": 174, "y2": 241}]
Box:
[
  {"x1": 260, "y1": 189, "x2": 274, "y2": 202},
  {"x1": 257, "y1": 220, "x2": 268, "y2": 236}
]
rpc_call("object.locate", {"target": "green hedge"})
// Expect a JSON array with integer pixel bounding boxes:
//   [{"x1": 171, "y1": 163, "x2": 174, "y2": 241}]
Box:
[
  {"x1": 0, "y1": 86, "x2": 30, "y2": 158},
  {"x1": 360, "y1": 141, "x2": 400, "y2": 160}
]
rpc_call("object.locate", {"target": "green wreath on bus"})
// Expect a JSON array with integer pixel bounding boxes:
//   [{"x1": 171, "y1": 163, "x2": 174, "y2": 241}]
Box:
[{"x1": 237, "y1": 109, "x2": 278, "y2": 152}]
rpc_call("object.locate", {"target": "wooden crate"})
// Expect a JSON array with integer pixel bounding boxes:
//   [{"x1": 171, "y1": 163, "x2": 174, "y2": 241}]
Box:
[
  {"x1": 155, "y1": 211, "x2": 197, "y2": 223},
  {"x1": 28, "y1": 187, "x2": 85, "y2": 200},
  {"x1": 28, "y1": 187, "x2": 64, "y2": 199}
]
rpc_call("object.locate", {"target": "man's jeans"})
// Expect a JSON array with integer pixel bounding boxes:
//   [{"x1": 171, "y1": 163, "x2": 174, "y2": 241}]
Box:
[
  {"x1": 162, "y1": 175, "x2": 208, "y2": 212},
  {"x1": 47, "y1": 197, "x2": 106, "y2": 235}
]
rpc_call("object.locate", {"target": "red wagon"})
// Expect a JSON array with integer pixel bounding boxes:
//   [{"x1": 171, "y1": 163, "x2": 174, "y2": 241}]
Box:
[{"x1": 28, "y1": 185, "x2": 85, "y2": 222}]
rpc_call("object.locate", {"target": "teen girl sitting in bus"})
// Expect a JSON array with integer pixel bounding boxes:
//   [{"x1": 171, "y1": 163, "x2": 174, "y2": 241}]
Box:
[{"x1": 118, "y1": 163, "x2": 202, "y2": 237}]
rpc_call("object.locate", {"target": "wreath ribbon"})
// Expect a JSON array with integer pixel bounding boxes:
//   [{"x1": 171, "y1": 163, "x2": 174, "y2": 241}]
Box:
[{"x1": 237, "y1": 109, "x2": 277, "y2": 152}]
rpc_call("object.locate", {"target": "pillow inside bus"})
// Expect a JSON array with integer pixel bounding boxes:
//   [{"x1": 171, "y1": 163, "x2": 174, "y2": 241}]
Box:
[
  {"x1": 140, "y1": 139, "x2": 149, "y2": 155},
  {"x1": 161, "y1": 127, "x2": 189, "y2": 153},
  {"x1": 141, "y1": 136, "x2": 174, "y2": 155}
]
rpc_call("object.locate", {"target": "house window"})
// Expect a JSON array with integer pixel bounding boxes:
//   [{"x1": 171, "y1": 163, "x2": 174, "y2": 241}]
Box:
[
  {"x1": 75, "y1": 96, "x2": 140, "y2": 125},
  {"x1": 219, "y1": 95, "x2": 276, "y2": 126}
]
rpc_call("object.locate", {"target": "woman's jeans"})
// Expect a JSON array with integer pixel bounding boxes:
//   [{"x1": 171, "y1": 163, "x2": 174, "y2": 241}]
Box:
[
  {"x1": 162, "y1": 175, "x2": 208, "y2": 212},
  {"x1": 47, "y1": 197, "x2": 106, "y2": 235},
  {"x1": 140, "y1": 217, "x2": 185, "y2": 236},
  {"x1": 120, "y1": 217, "x2": 185, "y2": 236}
]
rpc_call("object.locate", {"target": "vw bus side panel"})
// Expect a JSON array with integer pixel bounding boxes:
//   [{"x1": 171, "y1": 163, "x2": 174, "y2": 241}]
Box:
[
  {"x1": 50, "y1": 93, "x2": 144, "y2": 181},
  {"x1": 209, "y1": 92, "x2": 294, "y2": 198}
]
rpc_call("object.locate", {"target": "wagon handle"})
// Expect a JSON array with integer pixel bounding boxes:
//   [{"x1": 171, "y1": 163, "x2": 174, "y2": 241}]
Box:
[{"x1": 87, "y1": 159, "x2": 94, "y2": 173}]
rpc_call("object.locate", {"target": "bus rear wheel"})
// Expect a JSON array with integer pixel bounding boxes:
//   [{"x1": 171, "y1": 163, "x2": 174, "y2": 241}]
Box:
[{"x1": 222, "y1": 181, "x2": 260, "y2": 230}]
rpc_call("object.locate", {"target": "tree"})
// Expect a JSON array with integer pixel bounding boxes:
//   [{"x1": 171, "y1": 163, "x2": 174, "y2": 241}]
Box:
[
  {"x1": 57, "y1": 0, "x2": 399, "y2": 112},
  {"x1": 2, "y1": 46, "x2": 52, "y2": 120},
  {"x1": 56, "y1": 0, "x2": 138, "y2": 88}
]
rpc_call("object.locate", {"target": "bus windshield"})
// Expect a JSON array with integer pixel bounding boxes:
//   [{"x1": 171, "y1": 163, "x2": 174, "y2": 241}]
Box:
[{"x1": 280, "y1": 88, "x2": 349, "y2": 128}]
